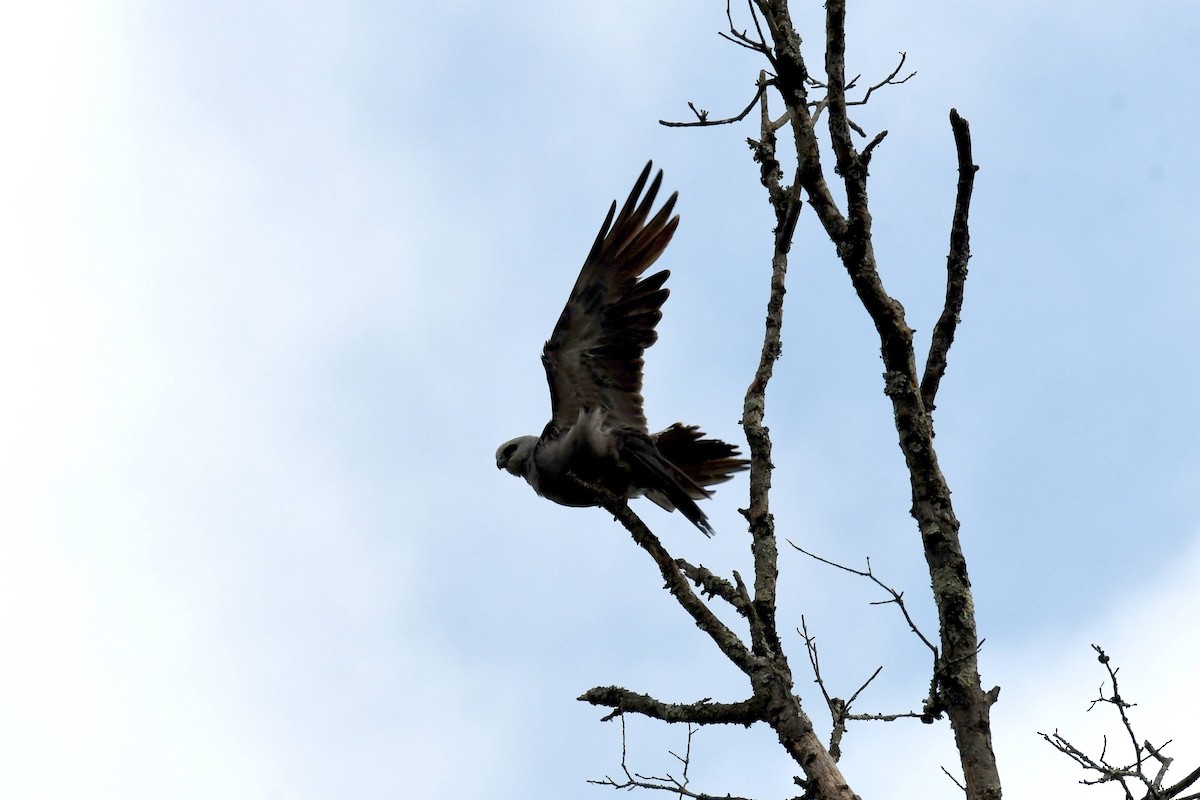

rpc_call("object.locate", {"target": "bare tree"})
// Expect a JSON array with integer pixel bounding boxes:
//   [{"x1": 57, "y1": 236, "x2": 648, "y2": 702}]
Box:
[
  {"x1": 578, "y1": 3, "x2": 1000, "y2": 799},
  {"x1": 1042, "y1": 646, "x2": 1200, "y2": 800}
]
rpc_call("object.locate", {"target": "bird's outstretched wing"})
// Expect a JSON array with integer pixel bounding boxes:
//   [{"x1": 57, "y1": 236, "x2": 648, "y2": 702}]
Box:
[{"x1": 541, "y1": 161, "x2": 679, "y2": 435}]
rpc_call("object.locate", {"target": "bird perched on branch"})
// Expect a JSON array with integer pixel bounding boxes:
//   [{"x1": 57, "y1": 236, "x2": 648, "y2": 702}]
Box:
[{"x1": 495, "y1": 162, "x2": 747, "y2": 535}]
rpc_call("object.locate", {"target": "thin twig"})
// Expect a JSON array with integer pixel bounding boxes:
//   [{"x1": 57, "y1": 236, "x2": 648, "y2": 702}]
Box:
[
  {"x1": 941, "y1": 766, "x2": 967, "y2": 794},
  {"x1": 660, "y1": 79, "x2": 771, "y2": 128},
  {"x1": 788, "y1": 541, "x2": 939, "y2": 657},
  {"x1": 589, "y1": 718, "x2": 758, "y2": 799},
  {"x1": 1041, "y1": 646, "x2": 1200, "y2": 798},
  {"x1": 719, "y1": 0, "x2": 774, "y2": 61},
  {"x1": 847, "y1": 52, "x2": 917, "y2": 107}
]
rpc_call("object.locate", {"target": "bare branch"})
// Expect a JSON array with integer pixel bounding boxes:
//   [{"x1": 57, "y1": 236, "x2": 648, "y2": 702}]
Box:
[
  {"x1": 717, "y1": 29, "x2": 770, "y2": 55},
  {"x1": 800, "y1": 612, "x2": 927, "y2": 762},
  {"x1": 718, "y1": 0, "x2": 774, "y2": 61},
  {"x1": 660, "y1": 79, "x2": 771, "y2": 128},
  {"x1": 1147, "y1": 739, "x2": 1177, "y2": 790},
  {"x1": 747, "y1": 5, "x2": 1004, "y2": 798},
  {"x1": 603, "y1": 500, "x2": 756, "y2": 673},
  {"x1": 740, "y1": 71, "x2": 800, "y2": 663},
  {"x1": 822, "y1": 53, "x2": 912, "y2": 147},
  {"x1": 741, "y1": 0, "x2": 771, "y2": 64},
  {"x1": 811, "y1": 53, "x2": 913, "y2": 135},
  {"x1": 822, "y1": 0, "x2": 859, "y2": 192},
  {"x1": 1164, "y1": 763, "x2": 1200, "y2": 800},
  {"x1": 846, "y1": 665, "x2": 884, "y2": 708},
  {"x1": 801, "y1": 617, "x2": 846, "y2": 760},
  {"x1": 800, "y1": 617, "x2": 836, "y2": 711},
  {"x1": 1042, "y1": 646, "x2": 1200, "y2": 799},
  {"x1": 846, "y1": 52, "x2": 917, "y2": 108},
  {"x1": 580, "y1": 686, "x2": 764, "y2": 727},
  {"x1": 676, "y1": 558, "x2": 749, "y2": 614},
  {"x1": 861, "y1": 129, "x2": 889, "y2": 164},
  {"x1": 941, "y1": 766, "x2": 968, "y2": 794},
  {"x1": 788, "y1": 541, "x2": 939, "y2": 657},
  {"x1": 846, "y1": 709, "x2": 927, "y2": 723},
  {"x1": 1091, "y1": 646, "x2": 1146, "y2": 776},
  {"x1": 590, "y1": 718, "x2": 759, "y2": 800},
  {"x1": 921, "y1": 108, "x2": 979, "y2": 411},
  {"x1": 592, "y1": 2, "x2": 998, "y2": 798}
]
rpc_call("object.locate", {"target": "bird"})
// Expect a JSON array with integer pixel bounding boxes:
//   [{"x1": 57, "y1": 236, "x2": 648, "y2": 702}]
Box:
[{"x1": 495, "y1": 161, "x2": 748, "y2": 536}]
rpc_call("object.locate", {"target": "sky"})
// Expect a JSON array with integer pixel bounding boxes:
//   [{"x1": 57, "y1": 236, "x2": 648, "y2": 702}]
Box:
[{"x1": 1, "y1": 1, "x2": 1198, "y2": 798}]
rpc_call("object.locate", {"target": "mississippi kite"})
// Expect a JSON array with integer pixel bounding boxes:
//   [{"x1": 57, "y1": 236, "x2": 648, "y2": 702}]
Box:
[{"x1": 495, "y1": 162, "x2": 748, "y2": 535}]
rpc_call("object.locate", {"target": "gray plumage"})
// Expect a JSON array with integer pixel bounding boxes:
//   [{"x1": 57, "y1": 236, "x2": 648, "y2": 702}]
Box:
[{"x1": 495, "y1": 162, "x2": 747, "y2": 536}]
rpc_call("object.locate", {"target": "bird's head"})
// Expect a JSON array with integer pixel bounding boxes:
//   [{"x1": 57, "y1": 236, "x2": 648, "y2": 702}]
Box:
[{"x1": 495, "y1": 436, "x2": 537, "y2": 476}]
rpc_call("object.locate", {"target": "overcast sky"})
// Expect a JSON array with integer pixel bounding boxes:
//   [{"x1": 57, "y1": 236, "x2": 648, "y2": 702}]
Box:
[{"x1": 2, "y1": 1, "x2": 1198, "y2": 798}]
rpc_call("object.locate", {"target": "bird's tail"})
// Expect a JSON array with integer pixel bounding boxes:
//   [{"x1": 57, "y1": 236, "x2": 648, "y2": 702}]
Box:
[
  {"x1": 652, "y1": 424, "x2": 749, "y2": 496},
  {"x1": 623, "y1": 435, "x2": 715, "y2": 536},
  {"x1": 622, "y1": 426, "x2": 748, "y2": 536}
]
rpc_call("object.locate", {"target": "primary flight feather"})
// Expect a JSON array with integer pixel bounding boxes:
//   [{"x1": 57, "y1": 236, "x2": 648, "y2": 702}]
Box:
[{"x1": 495, "y1": 162, "x2": 748, "y2": 535}]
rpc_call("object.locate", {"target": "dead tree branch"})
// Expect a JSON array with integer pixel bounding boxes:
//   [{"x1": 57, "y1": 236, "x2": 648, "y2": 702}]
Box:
[
  {"x1": 590, "y1": 2, "x2": 995, "y2": 798},
  {"x1": 580, "y1": 687, "x2": 764, "y2": 726},
  {"x1": 601, "y1": 500, "x2": 756, "y2": 674},
  {"x1": 660, "y1": 79, "x2": 772, "y2": 128},
  {"x1": 789, "y1": 543, "x2": 939, "y2": 658},
  {"x1": 848, "y1": 52, "x2": 917, "y2": 107},
  {"x1": 921, "y1": 108, "x2": 979, "y2": 411},
  {"x1": 677, "y1": 558, "x2": 753, "y2": 614},
  {"x1": 798, "y1": 615, "x2": 889, "y2": 761},
  {"x1": 758, "y1": 1, "x2": 998, "y2": 797},
  {"x1": 1040, "y1": 646, "x2": 1200, "y2": 800},
  {"x1": 718, "y1": 0, "x2": 774, "y2": 61},
  {"x1": 590, "y1": 718, "x2": 759, "y2": 800},
  {"x1": 793, "y1": 556, "x2": 943, "y2": 760},
  {"x1": 588, "y1": 81, "x2": 858, "y2": 799}
]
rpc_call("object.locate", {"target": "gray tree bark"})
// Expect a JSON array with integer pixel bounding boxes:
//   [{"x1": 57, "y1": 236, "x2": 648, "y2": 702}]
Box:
[{"x1": 583, "y1": 3, "x2": 1000, "y2": 799}]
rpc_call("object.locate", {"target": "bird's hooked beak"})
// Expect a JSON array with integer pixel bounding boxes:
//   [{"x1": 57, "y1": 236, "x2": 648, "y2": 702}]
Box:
[{"x1": 496, "y1": 437, "x2": 532, "y2": 475}]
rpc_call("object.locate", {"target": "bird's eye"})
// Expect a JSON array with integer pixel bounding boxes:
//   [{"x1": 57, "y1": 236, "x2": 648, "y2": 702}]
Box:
[{"x1": 502, "y1": 443, "x2": 519, "y2": 459}]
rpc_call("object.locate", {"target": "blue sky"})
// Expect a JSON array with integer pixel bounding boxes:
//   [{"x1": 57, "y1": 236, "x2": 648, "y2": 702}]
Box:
[{"x1": 2, "y1": 1, "x2": 1198, "y2": 797}]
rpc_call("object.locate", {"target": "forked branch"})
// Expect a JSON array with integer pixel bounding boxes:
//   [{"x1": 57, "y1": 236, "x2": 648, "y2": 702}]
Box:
[
  {"x1": 659, "y1": 79, "x2": 771, "y2": 128},
  {"x1": 601, "y1": 499, "x2": 755, "y2": 674},
  {"x1": 592, "y1": 2, "x2": 996, "y2": 798},
  {"x1": 1040, "y1": 646, "x2": 1200, "y2": 800},
  {"x1": 921, "y1": 108, "x2": 979, "y2": 411},
  {"x1": 789, "y1": 542, "x2": 939, "y2": 657},
  {"x1": 590, "y1": 717, "x2": 759, "y2": 800}
]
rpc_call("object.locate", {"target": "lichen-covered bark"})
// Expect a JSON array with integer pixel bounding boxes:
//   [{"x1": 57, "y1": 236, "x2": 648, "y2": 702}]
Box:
[
  {"x1": 582, "y1": 3, "x2": 998, "y2": 799},
  {"x1": 754, "y1": 2, "x2": 1001, "y2": 797}
]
